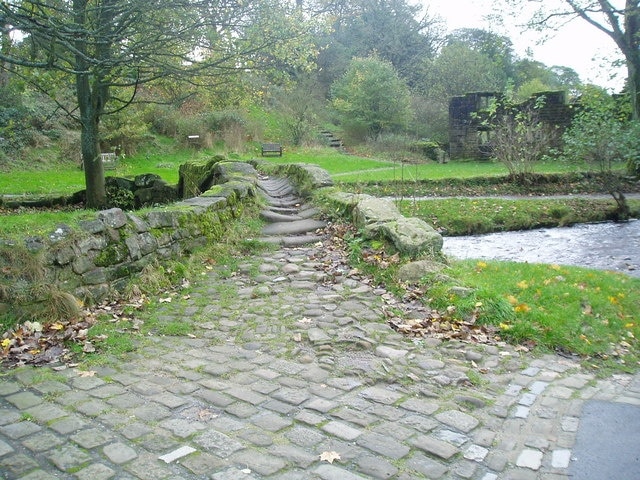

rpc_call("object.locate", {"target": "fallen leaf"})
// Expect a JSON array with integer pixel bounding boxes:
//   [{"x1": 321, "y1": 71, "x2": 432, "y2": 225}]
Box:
[
  {"x1": 319, "y1": 451, "x2": 341, "y2": 464},
  {"x1": 158, "y1": 297, "x2": 172, "y2": 303},
  {"x1": 77, "y1": 370, "x2": 96, "y2": 377}
]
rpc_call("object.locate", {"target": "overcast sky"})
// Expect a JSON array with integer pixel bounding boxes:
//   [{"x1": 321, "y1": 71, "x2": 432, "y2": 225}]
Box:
[{"x1": 422, "y1": 0, "x2": 625, "y2": 90}]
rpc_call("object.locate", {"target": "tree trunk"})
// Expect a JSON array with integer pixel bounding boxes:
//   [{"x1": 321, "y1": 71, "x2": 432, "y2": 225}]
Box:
[
  {"x1": 79, "y1": 99, "x2": 106, "y2": 209},
  {"x1": 624, "y1": 0, "x2": 640, "y2": 120},
  {"x1": 74, "y1": 0, "x2": 106, "y2": 209},
  {"x1": 0, "y1": 21, "x2": 12, "y2": 88}
]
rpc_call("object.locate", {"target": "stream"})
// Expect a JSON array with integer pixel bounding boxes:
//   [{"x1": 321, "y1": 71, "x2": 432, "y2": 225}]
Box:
[{"x1": 443, "y1": 219, "x2": 640, "y2": 277}]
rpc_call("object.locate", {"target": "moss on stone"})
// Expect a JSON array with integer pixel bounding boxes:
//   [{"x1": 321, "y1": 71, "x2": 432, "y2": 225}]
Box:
[{"x1": 94, "y1": 242, "x2": 129, "y2": 267}]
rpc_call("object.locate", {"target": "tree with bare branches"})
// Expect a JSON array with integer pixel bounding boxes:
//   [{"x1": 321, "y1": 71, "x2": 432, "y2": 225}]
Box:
[{"x1": 500, "y1": 1, "x2": 640, "y2": 119}]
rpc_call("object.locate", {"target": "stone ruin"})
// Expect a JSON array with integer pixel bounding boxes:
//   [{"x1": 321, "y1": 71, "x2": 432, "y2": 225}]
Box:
[{"x1": 449, "y1": 91, "x2": 574, "y2": 160}]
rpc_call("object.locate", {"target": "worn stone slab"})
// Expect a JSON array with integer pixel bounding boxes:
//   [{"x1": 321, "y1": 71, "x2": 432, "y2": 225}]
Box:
[
  {"x1": 406, "y1": 452, "x2": 449, "y2": 479},
  {"x1": 231, "y1": 449, "x2": 287, "y2": 476},
  {"x1": 70, "y1": 427, "x2": 114, "y2": 449},
  {"x1": 22, "y1": 432, "x2": 64, "y2": 452},
  {"x1": 261, "y1": 219, "x2": 326, "y2": 236},
  {"x1": 400, "y1": 397, "x2": 439, "y2": 415},
  {"x1": 193, "y1": 430, "x2": 245, "y2": 458},
  {"x1": 1, "y1": 421, "x2": 41, "y2": 439},
  {"x1": 322, "y1": 420, "x2": 362, "y2": 441},
  {"x1": 359, "y1": 386, "x2": 403, "y2": 405},
  {"x1": 102, "y1": 442, "x2": 137, "y2": 464},
  {"x1": 357, "y1": 432, "x2": 410, "y2": 459},
  {"x1": 314, "y1": 463, "x2": 369, "y2": 480},
  {"x1": 6, "y1": 392, "x2": 43, "y2": 409},
  {"x1": 74, "y1": 463, "x2": 116, "y2": 480},
  {"x1": 47, "y1": 444, "x2": 92, "y2": 472},
  {"x1": 435, "y1": 410, "x2": 480, "y2": 433},
  {"x1": 409, "y1": 435, "x2": 460, "y2": 460}
]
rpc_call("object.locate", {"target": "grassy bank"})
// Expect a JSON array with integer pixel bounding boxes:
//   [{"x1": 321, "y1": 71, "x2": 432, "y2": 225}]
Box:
[{"x1": 399, "y1": 197, "x2": 640, "y2": 236}]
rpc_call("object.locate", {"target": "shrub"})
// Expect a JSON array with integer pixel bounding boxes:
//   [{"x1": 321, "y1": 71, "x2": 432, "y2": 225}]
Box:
[
  {"x1": 560, "y1": 88, "x2": 638, "y2": 219},
  {"x1": 485, "y1": 95, "x2": 556, "y2": 182},
  {"x1": 409, "y1": 140, "x2": 446, "y2": 162}
]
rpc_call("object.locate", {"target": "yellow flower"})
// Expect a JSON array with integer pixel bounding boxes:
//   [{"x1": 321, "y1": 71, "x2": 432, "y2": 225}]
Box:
[{"x1": 1, "y1": 338, "x2": 10, "y2": 349}]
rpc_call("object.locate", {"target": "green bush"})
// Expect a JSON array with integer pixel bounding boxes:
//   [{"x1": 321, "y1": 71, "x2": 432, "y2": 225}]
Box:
[
  {"x1": 409, "y1": 140, "x2": 445, "y2": 162},
  {"x1": 562, "y1": 88, "x2": 638, "y2": 171},
  {"x1": 106, "y1": 185, "x2": 135, "y2": 210},
  {"x1": 331, "y1": 55, "x2": 413, "y2": 141}
]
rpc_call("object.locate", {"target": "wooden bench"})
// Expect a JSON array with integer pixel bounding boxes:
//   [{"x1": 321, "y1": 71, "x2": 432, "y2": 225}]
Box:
[
  {"x1": 101, "y1": 152, "x2": 118, "y2": 170},
  {"x1": 261, "y1": 143, "x2": 283, "y2": 157}
]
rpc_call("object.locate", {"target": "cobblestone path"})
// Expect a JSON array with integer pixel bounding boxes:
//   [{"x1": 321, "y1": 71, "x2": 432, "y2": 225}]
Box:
[{"x1": 1, "y1": 178, "x2": 639, "y2": 479}]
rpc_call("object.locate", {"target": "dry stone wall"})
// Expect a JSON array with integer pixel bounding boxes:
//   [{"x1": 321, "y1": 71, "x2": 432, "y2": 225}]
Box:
[{"x1": 0, "y1": 161, "x2": 259, "y2": 318}]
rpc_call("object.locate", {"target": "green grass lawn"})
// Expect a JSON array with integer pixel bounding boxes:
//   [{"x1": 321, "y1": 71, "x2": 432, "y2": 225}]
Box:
[
  {"x1": 0, "y1": 144, "x2": 207, "y2": 195},
  {"x1": 1, "y1": 145, "x2": 595, "y2": 195}
]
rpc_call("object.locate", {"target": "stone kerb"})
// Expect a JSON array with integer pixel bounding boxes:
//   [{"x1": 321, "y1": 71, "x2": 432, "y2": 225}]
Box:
[{"x1": 0, "y1": 165, "x2": 259, "y2": 314}]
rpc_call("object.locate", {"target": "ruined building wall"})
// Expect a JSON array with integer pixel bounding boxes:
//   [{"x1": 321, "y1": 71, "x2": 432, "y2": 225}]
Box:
[{"x1": 448, "y1": 91, "x2": 574, "y2": 160}]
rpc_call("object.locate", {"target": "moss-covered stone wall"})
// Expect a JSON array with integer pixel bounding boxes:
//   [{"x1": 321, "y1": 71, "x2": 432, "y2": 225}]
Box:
[{"x1": 0, "y1": 161, "x2": 259, "y2": 318}]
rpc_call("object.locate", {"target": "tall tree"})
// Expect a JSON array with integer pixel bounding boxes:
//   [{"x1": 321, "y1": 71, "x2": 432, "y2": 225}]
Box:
[
  {"x1": 446, "y1": 28, "x2": 516, "y2": 81},
  {"x1": 425, "y1": 42, "x2": 507, "y2": 97},
  {"x1": 0, "y1": 0, "x2": 317, "y2": 208},
  {"x1": 500, "y1": 0, "x2": 640, "y2": 119},
  {"x1": 315, "y1": 0, "x2": 443, "y2": 89},
  {"x1": 331, "y1": 55, "x2": 412, "y2": 138}
]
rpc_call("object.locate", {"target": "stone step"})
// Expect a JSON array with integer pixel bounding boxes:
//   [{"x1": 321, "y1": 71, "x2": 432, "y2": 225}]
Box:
[
  {"x1": 256, "y1": 234, "x2": 326, "y2": 246},
  {"x1": 260, "y1": 207, "x2": 320, "y2": 223},
  {"x1": 260, "y1": 210, "x2": 302, "y2": 222},
  {"x1": 262, "y1": 197, "x2": 301, "y2": 208},
  {"x1": 261, "y1": 219, "x2": 326, "y2": 236}
]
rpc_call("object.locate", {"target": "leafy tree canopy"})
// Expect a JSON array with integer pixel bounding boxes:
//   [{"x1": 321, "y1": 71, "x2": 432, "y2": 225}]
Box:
[
  {"x1": 331, "y1": 55, "x2": 412, "y2": 138},
  {"x1": 315, "y1": 0, "x2": 443, "y2": 89},
  {"x1": 0, "y1": 0, "x2": 319, "y2": 207}
]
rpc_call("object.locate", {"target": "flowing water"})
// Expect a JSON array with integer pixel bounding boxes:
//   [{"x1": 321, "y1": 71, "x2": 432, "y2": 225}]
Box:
[{"x1": 443, "y1": 219, "x2": 640, "y2": 277}]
